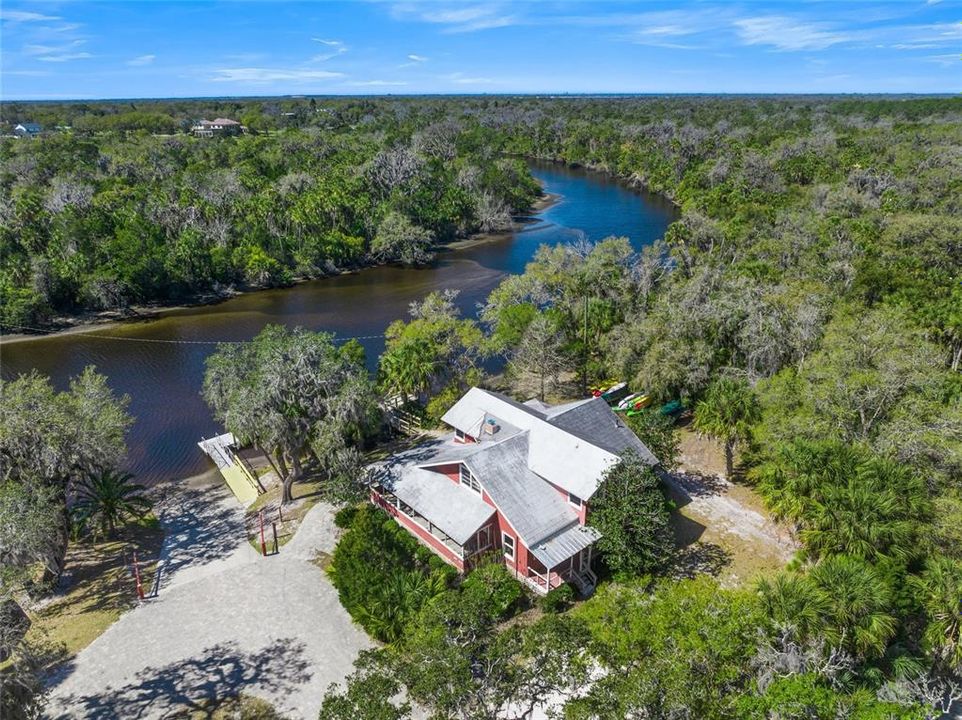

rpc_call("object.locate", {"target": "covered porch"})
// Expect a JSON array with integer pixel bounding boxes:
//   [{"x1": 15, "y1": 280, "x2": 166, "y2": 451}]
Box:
[
  {"x1": 371, "y1": 474, "x2": 496, "y2": 566},
  {"x1": 523, "y1": 523, "x2": 601, "y2": 596}
]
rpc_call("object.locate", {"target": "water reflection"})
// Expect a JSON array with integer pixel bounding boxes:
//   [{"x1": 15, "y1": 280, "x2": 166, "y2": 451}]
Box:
[{"x1": 0, "y1": 162, "x2": 677, "y2": 483}]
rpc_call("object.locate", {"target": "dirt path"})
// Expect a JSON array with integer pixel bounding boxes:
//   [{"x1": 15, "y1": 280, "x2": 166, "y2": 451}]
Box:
[{"x1": 664, "y1": 429, "x2": 798, "y2": 586}]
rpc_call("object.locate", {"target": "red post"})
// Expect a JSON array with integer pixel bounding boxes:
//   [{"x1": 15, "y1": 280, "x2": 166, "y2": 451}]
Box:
[
  {"x1": 133, "y1": 550, "x2": 145, "y2": 600},
  {"x1": 259, "y1": 510, "x2": 267, "y2": 556}
]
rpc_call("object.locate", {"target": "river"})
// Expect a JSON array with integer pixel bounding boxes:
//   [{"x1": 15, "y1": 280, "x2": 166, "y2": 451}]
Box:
[{"x1": 0, "y1": 161, "x2": 678, "y2": 484}]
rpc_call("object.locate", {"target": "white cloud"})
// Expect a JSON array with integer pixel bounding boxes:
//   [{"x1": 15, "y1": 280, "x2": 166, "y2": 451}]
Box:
[
  {"x1": 399, "y1": 53, "x2": 429, "y2": 68},
  {"x1": 209, "y1": 67, "x2": 345, "y2": 83},
  {"x1": 345, "y1": 80, "x2": 409, "y2": 86},
  {"x1": 127, "y1": 54, "x2": 155, "y2": 66},
  {"x1": 0, "y1": 10, "x2": 61, "y2": 22},
  {"x1": 392, "y1": 3, "x2": 518, "y2": 33},
  {"x1": 24, "y1": 39, "x2": 85, "y2": 56},
  {"x1": 735, "y1": 16, "x2": 856, "y2": 51},
  {"x1": 443, "y1": 72, "x2": 495, "y2": 85},
  {"x1": 309, "y1": 38, "x2": 347, "y2": 62},
  {"x1": 38, "y1": 52, "x2": 92, "y2": 62},
  {"x1": 925, "y1": 53, "x2": 960, "y2": 67}
]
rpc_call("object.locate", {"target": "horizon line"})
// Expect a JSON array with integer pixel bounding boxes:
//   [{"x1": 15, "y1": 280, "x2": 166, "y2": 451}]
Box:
[{"x1": 4, "y1": 91, "x2": 961, "y2": 104}]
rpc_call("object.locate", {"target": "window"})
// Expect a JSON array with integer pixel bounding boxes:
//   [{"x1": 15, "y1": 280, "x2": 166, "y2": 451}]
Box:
[
  {"x1": 455, "y1": 429, "x2": 465, "y2": 442},
  {"x1": 477, "y1": 526, "x2": 491, "y2": 550},
  {"x1": 568, "y1": 492, "x2": 583, "y2": 508},
  {"x1": 502, "y1": 532, "x2": 515, "y2": 561},
  {"x1": 460, "y1": 464, "x2": 481, "y2": 494}
]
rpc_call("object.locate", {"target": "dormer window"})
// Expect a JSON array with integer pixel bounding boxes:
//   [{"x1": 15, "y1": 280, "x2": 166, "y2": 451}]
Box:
[
  {"x1": 568, "y1": 492, "x2": 583, "y2": 508},
  {"x1": 455, "y1": 429, "x2": 475, "y2": 444},
  {"x1": 460, "y1": 464, "x2": 481, "y2": 494}
]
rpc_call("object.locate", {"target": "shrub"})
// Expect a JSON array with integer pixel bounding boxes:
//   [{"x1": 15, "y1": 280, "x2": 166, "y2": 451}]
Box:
[
  {"x1": 460, "y1": 561, "x2": 523, "y2": 620},
  {"x1": 329, "y1": 505, "x2": 453, "y2": 642},
  {"x1": 540, "y1": 583, "x2": 575, "y2": 613},
  {"x1": 333, "y1": 505, "x2": 360, "y2": 529}
]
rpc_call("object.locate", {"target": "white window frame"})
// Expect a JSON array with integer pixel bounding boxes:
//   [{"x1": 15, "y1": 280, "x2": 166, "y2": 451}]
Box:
[
  {"x1": 502, "y1": 532, "x2": 515, "y2": 561},
  {"x1": 568, "y1": 492, "x2": 583, "y2": 508},
  {"x1": 460, "y1": 464, "x2": 481, "y2": 495}
]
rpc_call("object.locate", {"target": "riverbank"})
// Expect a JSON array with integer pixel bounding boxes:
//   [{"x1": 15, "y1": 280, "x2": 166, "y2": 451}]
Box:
[
  {"x1": 2, "y1": 161, "x2": 675, "y2": 485},
  {"x1": 0, "y1": 192, "x2": 560, "y2": 347}
]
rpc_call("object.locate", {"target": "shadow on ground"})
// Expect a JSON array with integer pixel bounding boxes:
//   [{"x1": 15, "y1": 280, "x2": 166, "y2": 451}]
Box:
[
  {"x1": 669, "y1": 541, "x2": 733, "y2": 580},
  {"x1": 51, "y1": 639, "x2": 311, "y2": 719},
  {"x1": 154, "y1": 485, "x2": 247, "y2": 586}
]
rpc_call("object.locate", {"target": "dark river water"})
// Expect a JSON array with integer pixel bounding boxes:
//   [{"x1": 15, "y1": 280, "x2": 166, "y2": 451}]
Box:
[{"x1": 0, "y1": 161, "x2": 677, "y2": 484}]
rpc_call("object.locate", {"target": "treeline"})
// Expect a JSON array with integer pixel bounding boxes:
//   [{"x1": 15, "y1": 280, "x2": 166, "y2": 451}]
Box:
[
  {"x1": 0, "y1": 99, "x2": 541, "y2": 327},
  {"x1": 313, "y1": 95, "x2": 962, "y2": 718}
]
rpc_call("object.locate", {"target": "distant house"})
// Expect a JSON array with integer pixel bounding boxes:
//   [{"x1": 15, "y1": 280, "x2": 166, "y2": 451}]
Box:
[
  {"x1": 191, "y1": 118, "x2": 242, "y2": 137},
  {"x1": 13, "y1": 122, "x2": 42, "y2": 138},
  {"x1": 370, "y1": 387, "x2": 659, "y2": 595}
]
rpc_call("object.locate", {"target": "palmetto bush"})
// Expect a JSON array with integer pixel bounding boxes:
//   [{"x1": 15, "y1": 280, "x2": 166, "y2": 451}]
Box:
[
  {"x1": 71, "y1": 468, "x2": 151, "y2": 539},
  {"x1": 328, "y1": 505, "x2": 455, "y2": 643}
]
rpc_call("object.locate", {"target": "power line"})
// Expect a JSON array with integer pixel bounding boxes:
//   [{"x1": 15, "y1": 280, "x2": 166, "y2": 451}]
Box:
[{"x1": 0, "y1": 323, "x2": 386, "y2": 346}]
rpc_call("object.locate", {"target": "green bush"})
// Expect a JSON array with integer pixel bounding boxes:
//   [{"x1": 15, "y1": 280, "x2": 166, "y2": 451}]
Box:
[
  {"x1": 540, "y1": 583, "x2": 575, "y2": 614},
  {"x1": 329, "y1": 505, "x2": 454, "y2": 642},
  {"x1": 333, "y1": 505, "x2": 360, "y2": 529},
  {"x1": 460, "y1": 560, "x2": 524, "y2": 620}
]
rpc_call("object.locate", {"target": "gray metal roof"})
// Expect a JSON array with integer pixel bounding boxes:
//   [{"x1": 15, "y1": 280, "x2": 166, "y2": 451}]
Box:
[
  {"x1": 547, "y1": 397, "x2": 659, "y2": 466},
  {"x1": 441, "y1": 389, "x2": 658, "y2": 500},
  {"x1": 529, "y1": 522, "x2": 602, "y2": 568},
  {"x1": 464, "y1": 433, "x2": 578, "y2": 548},
  {"x1": 383, "y1": 467, "x2": 495, "y2": 545}
]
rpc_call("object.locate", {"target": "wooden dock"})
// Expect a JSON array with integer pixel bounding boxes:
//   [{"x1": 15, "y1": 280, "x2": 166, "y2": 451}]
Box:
[{"x1": 198, "y1": 432, "x2": 262, "y2": 506}]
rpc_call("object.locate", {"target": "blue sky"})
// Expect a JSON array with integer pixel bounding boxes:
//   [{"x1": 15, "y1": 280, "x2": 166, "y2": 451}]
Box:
[{"x1": 1, "y1": 1, "x2": 959, "y2": 100}]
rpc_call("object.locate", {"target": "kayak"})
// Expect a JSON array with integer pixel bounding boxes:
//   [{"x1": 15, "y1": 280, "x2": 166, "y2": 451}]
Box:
[
  {"x1": 624, "y1": 395, "x2": 653, "y2": 416},
  {"x1": 617, "y1": 392, "x2": 644, "y2": 410},
  {"x1": 601, "y1": 381, "x2": 628, "y2": 402},
  {"x1": 659, "y1": 400, "x2": 684, "y2": 417}
]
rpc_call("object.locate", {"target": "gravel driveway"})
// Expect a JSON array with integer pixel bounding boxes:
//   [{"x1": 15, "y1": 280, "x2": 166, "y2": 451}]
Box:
[{"x1": 44, "y1": 475, "x2": 371, "y2": 719}]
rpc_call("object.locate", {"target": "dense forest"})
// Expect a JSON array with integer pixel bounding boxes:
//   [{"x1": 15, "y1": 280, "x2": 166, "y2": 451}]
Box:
[
  {"x1": 0, "y1": 98, "x2": 540, "y2": 327},
  {"x1": 3, "y1": 95, "x2": 961, "y2": 718}
]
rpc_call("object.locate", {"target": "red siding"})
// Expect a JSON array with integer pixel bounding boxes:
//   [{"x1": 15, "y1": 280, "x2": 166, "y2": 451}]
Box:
[
  {"x1": 546, "y1": 479, "x2": 588, "y2": 524},
  {"x1": 371, "y1": 491, "x2": 465, "y2": 571}
]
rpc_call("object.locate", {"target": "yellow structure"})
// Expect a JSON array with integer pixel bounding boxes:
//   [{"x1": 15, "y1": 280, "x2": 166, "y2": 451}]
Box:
[{"x1": 198, "y1": 432, "x2": 261, "y2": 506}]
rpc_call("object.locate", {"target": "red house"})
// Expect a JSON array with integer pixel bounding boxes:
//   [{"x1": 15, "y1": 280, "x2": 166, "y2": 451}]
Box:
[{"x1": 371, "y1": 388, "x2": 659, "y2": 595}]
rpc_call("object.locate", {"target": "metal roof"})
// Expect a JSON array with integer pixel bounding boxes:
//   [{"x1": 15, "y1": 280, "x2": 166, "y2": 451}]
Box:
[
  {"x1": 442, "y1": 389, "x2": 658, "y2": 501},
  {"x1": 547, "y1": 397, "x2": 659, "y2": 466},
  {"x1": 381, "y1": 467, "x2": 495, "y2": 546},
  {"x1": 465, "y1": 434, "x2": 578, "y2": 548},
  {"x1": 529, "y1": 522, "x2": 602, "y2": 568}
]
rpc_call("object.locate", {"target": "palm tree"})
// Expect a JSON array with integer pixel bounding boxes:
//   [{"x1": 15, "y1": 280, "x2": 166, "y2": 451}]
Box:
[
  {"x1": 692, "y1": 376, "x2": 760, "y2": 478},
  {"x1": 72, "y1": 468, "x2": 151, "y2": 538},
  {"x1": 752, "y1": 439, "x2": 862, "y2": 523},
  {"x1": 378, "y1": 338, "x2": 437, "y2": 404},
  {"x1": 757, "y1": 572, "x2": 829, "y2": 640},
  {"x1": 808, "y1": 555, "x2": 896, "y2": 659},
  {"x1": 910, "y1": 558, "x2": 962, "y2": 671}
]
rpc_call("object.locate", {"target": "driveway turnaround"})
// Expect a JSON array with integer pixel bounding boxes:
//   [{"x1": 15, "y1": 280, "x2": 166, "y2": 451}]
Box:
[{"x1": 45, "y1": 475, "x2": 371, "y2": 719}]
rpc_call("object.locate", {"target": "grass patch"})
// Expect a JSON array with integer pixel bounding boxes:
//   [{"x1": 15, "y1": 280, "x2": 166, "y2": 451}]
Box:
[
  {"x1": 179, "y1": 693, "x2": 289, "y2": 719},
  {"x1": 246, "y1": 478, "x2": 323, "y2": 553},
  {"x1": 26, "y1": 515, "x2": 165, "y2": 660}
]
